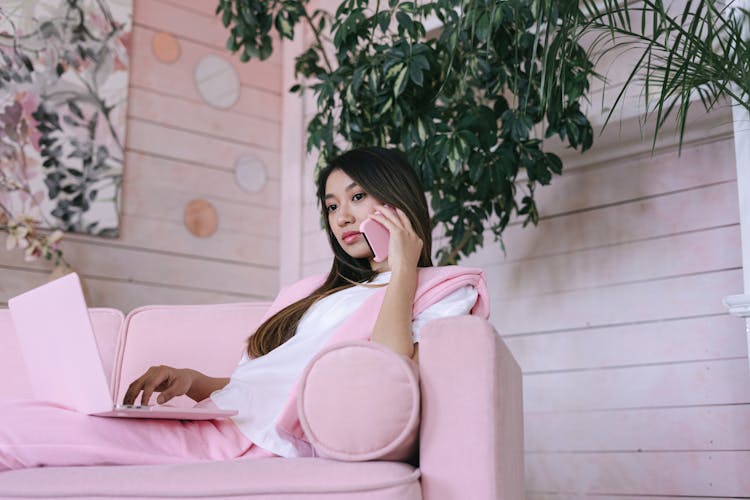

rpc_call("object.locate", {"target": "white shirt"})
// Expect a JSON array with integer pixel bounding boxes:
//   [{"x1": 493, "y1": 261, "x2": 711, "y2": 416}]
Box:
[{"x1": 211, "y1": 271, "x2": 478, "y2": 457}]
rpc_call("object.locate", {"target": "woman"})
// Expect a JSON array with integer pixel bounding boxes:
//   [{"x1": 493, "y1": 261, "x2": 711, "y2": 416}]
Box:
[{"x1": 0, "y1": 146, "x2": 487, "y2": 469}]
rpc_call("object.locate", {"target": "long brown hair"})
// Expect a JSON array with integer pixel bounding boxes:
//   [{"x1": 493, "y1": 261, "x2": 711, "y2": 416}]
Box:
[{"x1": 246, "y1": 147, "x2": 433, "y2": 357}]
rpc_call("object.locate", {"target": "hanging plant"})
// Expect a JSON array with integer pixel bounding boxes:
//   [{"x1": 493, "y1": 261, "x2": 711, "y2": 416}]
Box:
[{"x1": 218, "y1": 0, "x2": 595, "y2": 263}]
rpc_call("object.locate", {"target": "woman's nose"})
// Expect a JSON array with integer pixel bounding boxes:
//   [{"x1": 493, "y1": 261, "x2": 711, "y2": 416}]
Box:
[{"x1": 335, "y1": 205, "x2": 355, "y2": 226}]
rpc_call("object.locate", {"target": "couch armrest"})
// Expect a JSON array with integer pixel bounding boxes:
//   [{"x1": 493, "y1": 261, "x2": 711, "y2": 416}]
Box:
[{"x1": 418, "y1": 315, "x2": 524, "y2": 500}]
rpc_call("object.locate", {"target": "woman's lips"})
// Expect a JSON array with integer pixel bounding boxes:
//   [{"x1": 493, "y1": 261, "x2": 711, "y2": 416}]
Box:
[{"x1": 342, "y1": 232, "x2": 362, "y2": 244}]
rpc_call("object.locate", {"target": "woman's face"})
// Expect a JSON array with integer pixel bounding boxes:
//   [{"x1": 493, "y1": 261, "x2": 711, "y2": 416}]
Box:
[{"x1": 323, "y1": 168, "x2": 386, "y2": 268}]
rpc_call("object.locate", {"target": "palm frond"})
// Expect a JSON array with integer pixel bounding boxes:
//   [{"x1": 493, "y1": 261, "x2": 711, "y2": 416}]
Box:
[{"x1": 569, "y1": 0, "x2": 750, "y2": 148}]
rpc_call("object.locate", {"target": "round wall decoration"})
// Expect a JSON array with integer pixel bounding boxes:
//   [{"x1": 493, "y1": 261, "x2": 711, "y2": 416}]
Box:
[
  {"x1": 234, "y1": 156, "x2": 268, "y2": 193},
  {"x1": 151, "y1": 32, "x2": 181, "y2": 64},
  {"x1": 194, "y1": 55, "x2": 240, "y2": 109},
  {"x1": 183, "y1": 199, "x2": 218, "y2": 238}
]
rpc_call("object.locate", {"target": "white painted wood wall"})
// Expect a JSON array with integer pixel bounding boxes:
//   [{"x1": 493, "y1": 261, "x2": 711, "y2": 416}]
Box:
[{"x1": 490, "y1": 116, "x2": 748, "y2": 498}]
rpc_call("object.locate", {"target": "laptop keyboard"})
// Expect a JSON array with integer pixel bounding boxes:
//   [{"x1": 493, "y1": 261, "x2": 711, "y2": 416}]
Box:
[{"x1": 115, "y1": 404, "x2": 152, "y2": 410}]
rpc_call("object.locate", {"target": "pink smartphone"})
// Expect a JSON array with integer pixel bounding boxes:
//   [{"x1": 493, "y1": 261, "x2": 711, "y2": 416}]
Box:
[{"x1": 359, "y1": 218, "x2": 390, "y2": 262}]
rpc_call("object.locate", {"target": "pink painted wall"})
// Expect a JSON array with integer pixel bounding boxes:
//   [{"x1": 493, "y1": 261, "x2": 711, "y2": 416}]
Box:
[{"x1": 0, "y1": 0, "x2": 282, "y2": 311}]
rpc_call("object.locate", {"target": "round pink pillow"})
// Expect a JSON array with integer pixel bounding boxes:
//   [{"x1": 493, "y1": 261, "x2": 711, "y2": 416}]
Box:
[{"x1": 297, "y1": 340, "x2": 420, "y2": 461}]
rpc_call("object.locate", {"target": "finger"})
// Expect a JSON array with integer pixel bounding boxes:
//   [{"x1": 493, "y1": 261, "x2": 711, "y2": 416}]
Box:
[
  {"x1": 369, "y1": 210, "x2": 403, "y2": 232},
  {"x1": 374, "y1": 204, "x2": 402, "y2": 224},
  {"x1": 156, "y1": 388, "x2": 176, "y2": 405},
  {"x1": 393, "y1": 207, "x2": 414, "y2": 230},
  {"x1": 368, "y1": 214, "x2": 403, "y2": 238},
  {"x1": 155, "y1": 377, "x2": 183, "y2": 405},
  {"x1": 157, "y1": 375, "x2": 191, "y2": 404},
  {"x1": 372, "y1": 206, "x2": 416, "y2": 236},
  {"x1": 123, "y1": 375, "x2": 147, "y2": 405},
  {"x1": 140, "y1": 370, "x2": 169, "y2": 406},
  {"x1": 140, "y1": 382, "x2": 158, "y2": 406}
]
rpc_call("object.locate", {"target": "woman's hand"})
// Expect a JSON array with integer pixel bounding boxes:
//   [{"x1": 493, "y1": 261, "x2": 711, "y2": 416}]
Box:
[
  {"x1": 368, "y1": 204, "x2": 423, "y2": 275},
  {"x1": 124, "y1": 367, "x2": 230, "y2": 405},
  {"x1": 123, "y1": 365, "x2": 195, "y2": 406},
  {"x1": 368, "y1": 204, "x2": 422, "y2": 358}
]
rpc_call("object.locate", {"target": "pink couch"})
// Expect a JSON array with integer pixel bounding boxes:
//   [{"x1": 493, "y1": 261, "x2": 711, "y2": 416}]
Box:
[{"x1": 0, "y1": 302, "x2": 524, "y2": 499}]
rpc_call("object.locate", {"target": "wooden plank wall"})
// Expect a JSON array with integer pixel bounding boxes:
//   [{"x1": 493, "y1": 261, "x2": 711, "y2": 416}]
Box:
[
  {"x1": 459, "y1": 108, "x2": 749, "y2": 497},
  {"x1": 0, "y1": 0, "x2": 282, "y2": 311}
]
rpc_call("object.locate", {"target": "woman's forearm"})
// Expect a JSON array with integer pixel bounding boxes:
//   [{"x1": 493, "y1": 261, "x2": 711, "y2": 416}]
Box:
[
  {"x1": 371, "y1": 267, "x2": 417, "y2": 357},
  {"x1": 183, "y1": 369, "x2": 230, "y2": 402}
]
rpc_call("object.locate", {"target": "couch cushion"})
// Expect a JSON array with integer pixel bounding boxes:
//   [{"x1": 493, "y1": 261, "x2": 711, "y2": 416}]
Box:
[
  {"x1": 0, "y1": 458, "x2": 421, "y2": 499},
  {"x1": 297, "y1": 341, "x2": 420, "y2": 462},
  {"x1": 113, "y1": 303, "x2": 270, "y2": 407}
]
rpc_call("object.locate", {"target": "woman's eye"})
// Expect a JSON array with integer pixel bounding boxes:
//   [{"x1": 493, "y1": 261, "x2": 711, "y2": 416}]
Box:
[
  {"x1": 326, "y1": 204, "x2": 337, "y2": 212},
  {"x1": 353, "y1": 193, "x2": 366, "y2": 201}
]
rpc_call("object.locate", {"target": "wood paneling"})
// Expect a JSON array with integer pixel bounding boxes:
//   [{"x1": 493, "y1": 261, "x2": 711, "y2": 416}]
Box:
[
  {"x1": 526, "y1": 451, "x2": 750, "y2": 497},
  {"x1": 126, "y1": 119, "x2": 279, "y2": 174},
  {"x1": 528, "y1": 495, "x2": 733, "y2": 500},
  {"x1": 523, "y1": 358, "x2": 750, "y2": 412},
  {"x1": 302, "y1": 260, "x2": 330, "y2": 278},
  {"x1": 548, "y1": 103, "x2": 735, "y2": 170},
  {"x1": 0, "y1": 267, "x2": 49, "y2": 304},
  {"x1": 127, "y1": 87, "x2": 280, "y2": 150},
  {"x1": 279, "y1": 29, "x2": 306, "y2": 287},
  {"x1": 486, "y1": 225, "x2": 741, "y2": 300},
  {"x1": 507, "y1": 315, "x2": 746, "y2": 372},
  {"x1": 122, "y1": 181, "x2": 279, "y2": 238},
  {"x1": 130, "y1": 25, "x2": 280, "y2": 94},
  {"x1": 525, "y1": 405, "x2": 750, "y2": 452},
  {"x1": 132, "y1": 0, "x2": 283, "y2": 66},
  {"x1": 302, "y1": 229, "x2": 333, "y2": 263},
  {"x1": 124, "y1": 151, "x2": 279, "y2": 211},
  {"x1": 0, "y1": 266, "x2": 266, "y2": 311},
  {"x1": 494, "y1": 269, "x2": 742, "y2": 335},
  {"x1": 128, "y1": 29, "x2": 281, "y2": 122},
  {"x1": 463, "y1": 180, "x2": 739, "y2": 265},
  {"x1": 156, "y1": 0, "x2": 219, "y2": 18},
  {"x1": 533, "y1": 139, "x2": 737, "y2": 217},
  {"x1": 303, "y1": 202, "x2": 323, "y2": 234},
  {"x1": 0, "y1": 239, "x2": 275, "y2": 298},
  {"x1": 115, "y1": 214, "x2": 278, "y2": 266},
  {"x1": 128, "y1": 82, "x2": 281, "y2": 123}
]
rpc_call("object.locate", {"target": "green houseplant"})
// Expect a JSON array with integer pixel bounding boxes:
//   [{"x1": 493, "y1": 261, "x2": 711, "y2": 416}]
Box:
[{"x1": 217, "y1": 0, "x2": 596, "y2": 263}]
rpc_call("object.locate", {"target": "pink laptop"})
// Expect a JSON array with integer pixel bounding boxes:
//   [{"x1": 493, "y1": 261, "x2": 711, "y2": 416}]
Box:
[{"x1": 8, "y1": 273, "x2": 237, "y2": 420}]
